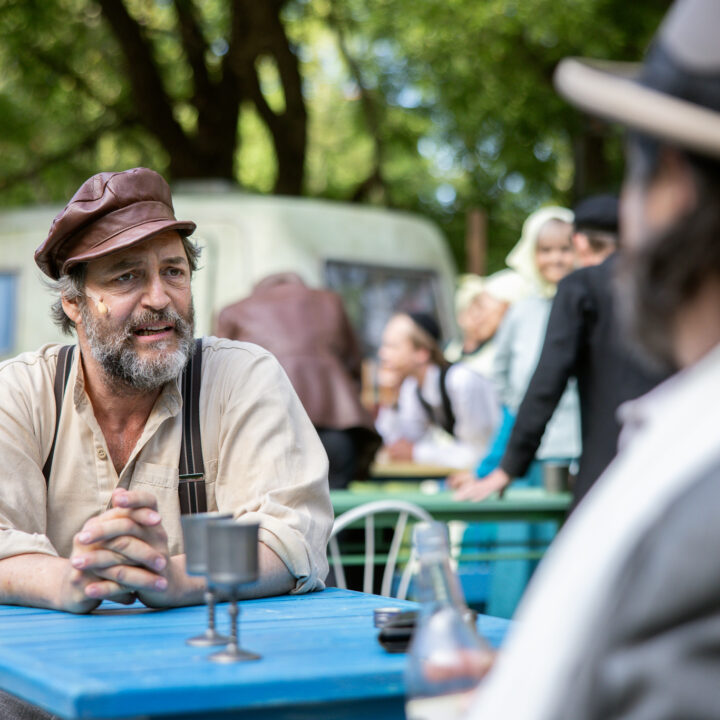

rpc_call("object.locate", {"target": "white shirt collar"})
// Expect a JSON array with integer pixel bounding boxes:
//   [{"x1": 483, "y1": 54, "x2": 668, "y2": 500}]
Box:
[{"x1": 617, "y1": 341, "x2": 720, "y2": 449}]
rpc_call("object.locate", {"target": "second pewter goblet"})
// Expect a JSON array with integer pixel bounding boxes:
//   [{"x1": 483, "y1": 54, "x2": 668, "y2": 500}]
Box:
[
  {"x1": 181, "y1": 511, "x2": 233, "y2": 646},
  {"x1": 206, "y1": 519, "x2": 261, "y2": 663}
]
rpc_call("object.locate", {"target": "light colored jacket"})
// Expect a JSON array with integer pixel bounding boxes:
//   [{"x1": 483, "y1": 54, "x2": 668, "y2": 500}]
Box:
[{"x1": 493, "y1": 296, "x2": 581, "y2": 461}]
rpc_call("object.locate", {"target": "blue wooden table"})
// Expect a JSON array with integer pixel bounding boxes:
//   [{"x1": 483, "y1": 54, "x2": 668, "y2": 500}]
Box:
[{"x1": 0, "y1": 588, "x2": 510, "y2": 719}]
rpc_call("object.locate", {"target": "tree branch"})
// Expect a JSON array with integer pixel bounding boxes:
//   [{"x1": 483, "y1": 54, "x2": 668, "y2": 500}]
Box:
[
  {"x1": 225, "y1": 0, "x2": 306, "y2": 194},
  {"x1": 325, "y1": 0, "x2": 388, "y2": 203},
  {"x1": 0, "y1": 114, "x2": 139, "y2": 192},
  {"x1": 265, "y1": 2, "x2": 306, "y2": 121},
  {"x1": 97, "y1": 0, "x2": 190, "y2": 155},
  {"x1": 172, "y1": 0, "x2": 213, "y2": 111},
  {"x1": 30, "y1": 45, "x2": 118, "y2": 110}
]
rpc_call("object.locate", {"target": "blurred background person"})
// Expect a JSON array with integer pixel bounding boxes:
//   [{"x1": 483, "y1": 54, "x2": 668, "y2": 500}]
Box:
[
  {"x1": 450, "y1": 205, "x2": 580, "y2": 617},
  {"x1": 571, "y1": 193, "x2": 620, "y2": 267},
  {"x1": 215, "y1": 272, "x2": 380, "y2": 488},
  {"x1": 456, "y1": 195, "x2": 669, "y2": 508},
  {"x1": 472, "y1": 205, "x2": 581, "y2": 483},
  {"x1": 375, "y1": 312, "x2": 499, "y2": 469},
  {"x1": 445, "y1": 269, "x2": 527, "y2": 378}
]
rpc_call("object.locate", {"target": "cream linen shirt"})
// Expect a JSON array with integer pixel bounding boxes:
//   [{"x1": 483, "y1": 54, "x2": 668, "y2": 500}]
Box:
[{"x1": 0, "y1": 337, "x2": 332, "y2": 594}]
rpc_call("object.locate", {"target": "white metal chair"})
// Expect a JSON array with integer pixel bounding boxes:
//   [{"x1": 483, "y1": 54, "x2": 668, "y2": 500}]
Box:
[{"x1": 329, "y1": 500, "x2": 433, "y2": 599}]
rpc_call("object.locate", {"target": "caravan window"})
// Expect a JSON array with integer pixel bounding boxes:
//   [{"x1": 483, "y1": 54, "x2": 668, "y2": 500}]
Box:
[
  {"x1": 0, "y1": 272, "x2": 18, "y2": 356},
  {"x1": 325, "y1": 260, "x2": 442, "y2": 358}
]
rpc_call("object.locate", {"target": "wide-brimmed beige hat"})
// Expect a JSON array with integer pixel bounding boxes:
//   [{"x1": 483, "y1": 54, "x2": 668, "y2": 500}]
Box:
[{"x1": 554, "y1": 0, "x2": 720, "y2": 160}]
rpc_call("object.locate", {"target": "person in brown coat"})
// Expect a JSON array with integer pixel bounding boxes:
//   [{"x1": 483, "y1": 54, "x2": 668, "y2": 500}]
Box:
[{"x1": 215, "y1": 272, "x2": 380, "y2": 488}]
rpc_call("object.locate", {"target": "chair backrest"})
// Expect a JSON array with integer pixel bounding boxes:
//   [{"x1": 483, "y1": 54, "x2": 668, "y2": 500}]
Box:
[{"x1": 329, "y1": 499, "x2": 433, "y2": 600}]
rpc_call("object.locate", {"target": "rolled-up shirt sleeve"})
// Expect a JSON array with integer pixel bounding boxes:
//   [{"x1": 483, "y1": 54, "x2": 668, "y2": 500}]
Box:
[
  {"x1": 209, "y1": 346, "x2": 333, "y2": 594},
  {"x1": 0, "y1": 350, "x2": 59, "y2": 561}
]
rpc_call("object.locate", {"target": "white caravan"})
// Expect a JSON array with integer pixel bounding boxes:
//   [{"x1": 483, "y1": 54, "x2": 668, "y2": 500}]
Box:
[{"x1": 0, "y1": 190, "x2": 458, "y2": 360}]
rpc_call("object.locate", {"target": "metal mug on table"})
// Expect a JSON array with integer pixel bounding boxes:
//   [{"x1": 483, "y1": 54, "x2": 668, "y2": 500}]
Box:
[{"x1": 542, "y1": 462, "x2": 571, "y2": 494}]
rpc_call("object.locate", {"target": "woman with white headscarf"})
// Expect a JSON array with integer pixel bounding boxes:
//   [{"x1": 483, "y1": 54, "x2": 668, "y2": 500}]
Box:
[
  {"x1": 450, "y1": 206, "x2": 581, "y2": 618},
  {"x1": 490, "y1": 206, "x2": 581, "y2": 466}
]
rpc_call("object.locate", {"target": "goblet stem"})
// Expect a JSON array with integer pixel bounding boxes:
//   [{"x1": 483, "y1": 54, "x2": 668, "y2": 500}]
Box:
[
  {"x1": 185, "y1": 586, "x2": 230, "y2": 647},
  {"x1": 208, "y1": 589, "x2": 260, "y2": 663},
  {"x1": 206, "y1": 589, "x2": 217, "y2": 631},
  {"x1": 228, "y1": 593, "x2": 239, "y2": 651}
]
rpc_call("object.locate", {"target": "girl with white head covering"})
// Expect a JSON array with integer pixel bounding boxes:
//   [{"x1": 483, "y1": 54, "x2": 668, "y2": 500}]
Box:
[
  {"x1": 494, "y1": 205, "x2": 580, "y2": 423},
  {"x1": 450, "y1": 205, "x2": 581, "y2": 617},
  {"x1": 445, "y1": 269, "x2": 527, "y2": 377},
  {"x1": 505, "y1": 205, "x2": 575, "y2": 299}
]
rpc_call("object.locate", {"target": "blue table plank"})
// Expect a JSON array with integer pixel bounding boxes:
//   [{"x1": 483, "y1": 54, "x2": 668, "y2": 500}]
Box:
[{"x1": 0, "y1": 588, "x2": 510, "y2": 719}]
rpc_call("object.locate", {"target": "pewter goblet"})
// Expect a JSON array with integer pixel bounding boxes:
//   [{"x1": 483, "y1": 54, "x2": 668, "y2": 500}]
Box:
[
  {"x1": 206, "y1": 520, "x2": 261, "y2": 663},
  {"x1": 181, "y1": 512, "x2": 233, "y2": 646}
]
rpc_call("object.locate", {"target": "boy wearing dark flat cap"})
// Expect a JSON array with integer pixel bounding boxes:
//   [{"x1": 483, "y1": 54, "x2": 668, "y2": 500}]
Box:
[
  {"x1": 0, "y1": 168, "x2": 332, "y2": 616},
  {"x1": 464, "y1": 1, "x2": 720, "y2": 717},
  {"x1": 571, "y1": 193, "x2": 619, "y2": 268}
]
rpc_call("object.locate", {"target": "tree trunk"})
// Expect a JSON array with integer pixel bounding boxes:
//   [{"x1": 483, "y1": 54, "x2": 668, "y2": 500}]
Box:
[
  {"x1": 571, "y1": 117, "x2": 617, "y2": 201},
  {"x1": 99, "y1": 0, "x2": 306, "y2": 191}
]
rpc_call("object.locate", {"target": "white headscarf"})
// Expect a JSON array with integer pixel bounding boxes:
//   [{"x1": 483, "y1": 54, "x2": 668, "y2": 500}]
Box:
[
  {"x1": 505, "y1": 206, "x2": 574, "y2": 298},
  {"x1": 454, "y1": 269, "x2": 530, "y2": 315}
]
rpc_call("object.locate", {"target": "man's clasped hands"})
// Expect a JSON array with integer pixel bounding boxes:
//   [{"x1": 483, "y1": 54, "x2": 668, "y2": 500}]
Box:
[{"x1": 64, "y1": 488, "x2": 201, "y2": 613}]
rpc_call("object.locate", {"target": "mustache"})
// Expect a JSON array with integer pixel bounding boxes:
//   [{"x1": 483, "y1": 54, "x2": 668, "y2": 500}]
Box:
[{"x1": 119, "y1": 308, "x2": 190, "y2": 337}]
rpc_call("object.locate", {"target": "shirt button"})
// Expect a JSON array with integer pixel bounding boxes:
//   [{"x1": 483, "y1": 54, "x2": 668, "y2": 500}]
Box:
[{"x1": 97, "y1": 448, "x2": 107, "y2": 460}]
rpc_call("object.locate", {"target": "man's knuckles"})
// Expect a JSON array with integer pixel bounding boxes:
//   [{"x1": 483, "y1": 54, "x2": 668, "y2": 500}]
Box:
[
  {"x1": 108, "y1": 535, "x2": 132, "y2": 553},
  {"x1": 95, "y1": 564, "x2": 165, "y2": 591},
  {"x1": 104, "y1": 537, "x2": 167, "y2": 570},
  {"x1": 78, "y1": 516, "x2": 142, "y2": 543},
  {"x1": 112, "y1": 489, "x2": 159, "y2": 511}
]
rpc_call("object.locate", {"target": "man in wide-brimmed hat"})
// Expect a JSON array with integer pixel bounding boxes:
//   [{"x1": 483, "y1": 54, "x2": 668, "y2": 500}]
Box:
[
  {"x1": 463, "y1": 1, "x2": 720, "y2": 717},
  {"x1": 0, "y1": 168, "x2": 332, "y2": 618}
]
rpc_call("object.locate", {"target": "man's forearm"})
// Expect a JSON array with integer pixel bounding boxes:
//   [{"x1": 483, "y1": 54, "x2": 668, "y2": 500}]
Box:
[
  {"x1": 502, "y1": 281, "x2": 584, "y2": 476},
  {"x1": 0, "y1": 544, "x2": 297, "y2": 613},
  {"x1": 238, "y1": 543, "x2": 295, "y2": 599},
  {"x1": 0, "y1": 553, "x2": 99, "y2": 613},
  {"x1": 141, "y1": 544, "x2": 295, "y2": 607}
]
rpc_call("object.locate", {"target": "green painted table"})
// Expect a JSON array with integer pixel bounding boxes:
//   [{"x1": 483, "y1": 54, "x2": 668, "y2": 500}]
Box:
[
  {"x1": 331, "y1": 486, "x2": 572, "y2": 525},
  {"x1": 330, "y1": 486, "x2": 572, "y2": 587}
]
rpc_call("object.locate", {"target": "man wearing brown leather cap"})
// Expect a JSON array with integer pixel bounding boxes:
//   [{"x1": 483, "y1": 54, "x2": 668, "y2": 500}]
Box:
[{"x1": 0, "y1": 168, "x2": 332, "y2": 620}]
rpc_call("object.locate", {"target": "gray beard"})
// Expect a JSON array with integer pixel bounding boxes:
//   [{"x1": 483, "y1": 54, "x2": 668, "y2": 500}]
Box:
[{"x1": 81, "y1": 300, "x2": 195, "y2": 393}]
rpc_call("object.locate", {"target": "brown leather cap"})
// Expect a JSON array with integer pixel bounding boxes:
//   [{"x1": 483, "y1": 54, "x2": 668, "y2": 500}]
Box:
[{"x1": 35, "y1": 167, "x2": 196, "y2": 279}]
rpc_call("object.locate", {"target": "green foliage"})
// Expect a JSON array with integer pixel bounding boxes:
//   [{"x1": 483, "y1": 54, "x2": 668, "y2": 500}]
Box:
[
  {"x1": 326, "y1": 0, "x2": 667, "y2": 268},
  {"x1": 0, "y1": 0, "x2": 668, "y2": 267},
  {"x1": 0, "y1": 0, "x2": 153, "y2": 203}
]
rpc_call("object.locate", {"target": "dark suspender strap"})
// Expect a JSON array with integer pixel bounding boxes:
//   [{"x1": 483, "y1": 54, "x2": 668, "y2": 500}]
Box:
[
  {"x1": 178, "y1": 338, "x2": 207, "y2": 515},
  {"x1": 438, "y1": 364, "x2": 456, "y2": 436},
  {"x1": 415, "y1": 385, "x2": 437, "y2": 426},
  {"x1": 415, "y1": 364, "x2": 456, "y2": 436},
  {"x1": 43, "y1": 345, "x2": 75, "y2": 486}
]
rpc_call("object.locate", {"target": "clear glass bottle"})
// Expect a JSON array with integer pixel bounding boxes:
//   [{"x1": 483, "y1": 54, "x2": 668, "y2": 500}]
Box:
[{"x1": 404, "y1": 522, "x2": 492, "y2": 720}]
